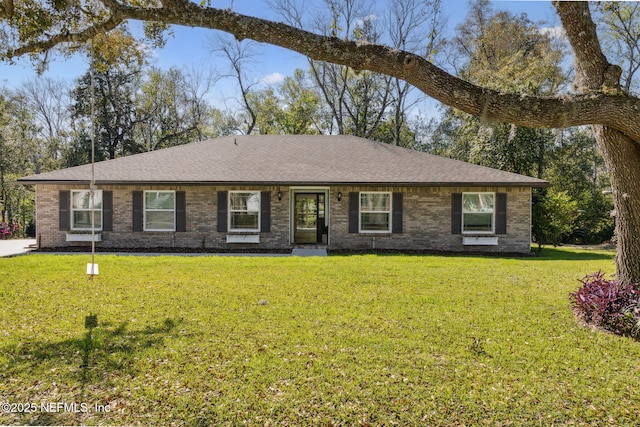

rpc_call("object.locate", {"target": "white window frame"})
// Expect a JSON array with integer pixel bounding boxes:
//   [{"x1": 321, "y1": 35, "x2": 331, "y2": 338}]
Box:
[
  {"x1": 144, "y1": 190, "x2": 176, "y2": 232},
  {"x1": 70, "y1": 189, "x2": 103, "y2": 231},
  {"x1": 228, "y1": 191, "x2": 261, "y2": 232},
  {"x1": 462, "y1": 192, "x2": 495, "y2": 234},
  {"x1": 359, "y1": 191, "x2": 392, "y2": 233}
]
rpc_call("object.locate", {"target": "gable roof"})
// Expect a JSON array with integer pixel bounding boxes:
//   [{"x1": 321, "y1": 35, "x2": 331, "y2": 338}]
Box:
[{"x1": 18, "y1": 135, "x2": 548, "y2": 187}]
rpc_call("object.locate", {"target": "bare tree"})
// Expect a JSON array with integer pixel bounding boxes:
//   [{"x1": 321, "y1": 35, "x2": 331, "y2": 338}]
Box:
[
  {"x1": 594, "y1": 2, "x2": 640, "y2": 95},
  {"x1": 208, "y1": 34, "x2": 261, "y2": 134},
  {"x1": 386, "y1": 0, "x2": 445, "y2": 145},
  {"x1": 17, "y1": 77, "x2": 72, "y2": 171}
]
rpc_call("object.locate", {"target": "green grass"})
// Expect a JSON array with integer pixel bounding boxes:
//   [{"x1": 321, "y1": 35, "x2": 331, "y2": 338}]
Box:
[{"x1": 1, "y1": 247, "x2": 639, "y2": 426}]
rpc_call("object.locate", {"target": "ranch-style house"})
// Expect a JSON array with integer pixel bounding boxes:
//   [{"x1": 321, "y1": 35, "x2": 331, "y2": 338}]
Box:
[{"x1": 18, "y1": 135, "x2": 548, "y2": 253}]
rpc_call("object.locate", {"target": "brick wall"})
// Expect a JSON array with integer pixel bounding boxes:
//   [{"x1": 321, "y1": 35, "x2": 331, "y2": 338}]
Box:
[
  {"x1": 36, "y1": 184, "x2": 533, "y2": 253},
  {"x1": 328, "y1": 186, "x2": 532, "y2": 253}
]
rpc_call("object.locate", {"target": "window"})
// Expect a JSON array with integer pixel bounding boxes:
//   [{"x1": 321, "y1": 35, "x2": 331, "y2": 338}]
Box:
[
  {"x1": 229, "y1": 191, "x2": 261, "y2": 231},
  {"x1": 71, "y1": 190, "x2": 102, "y2": 230},
  {"x1": 359, "y1": 192, "x2": 391, "y2": 233},
  {"x1": 144, "y1": 191, "x2": 175, "y2": 231},
  {"x1": 462, "y1": 193, "x2": 494, "y2": 233}
]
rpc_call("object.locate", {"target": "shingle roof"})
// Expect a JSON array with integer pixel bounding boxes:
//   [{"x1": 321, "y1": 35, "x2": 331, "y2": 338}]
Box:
[{"x1": 18, "y1": 135, "x2": 548, "y2": 186}]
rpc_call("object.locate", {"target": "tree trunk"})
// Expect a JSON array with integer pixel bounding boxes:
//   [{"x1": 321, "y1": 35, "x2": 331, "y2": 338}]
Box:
[
  {"x1": 554, "y1": 2, "x2": 640, "y2": 284},
  {"x1": 593, "y1": 126, "x2": 640, "y2": 284}
]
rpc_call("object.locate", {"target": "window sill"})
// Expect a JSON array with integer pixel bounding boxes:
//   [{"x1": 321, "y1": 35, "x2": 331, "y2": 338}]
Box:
[
  {"x1": 462, "y1": 236, "x2": 498, "y2": 246},
  {"x1": 226, "y1": 234, "x2": 260, "y2": 244},
  {"x1": 66, "y1": 233, "x2": 102, "y2": 242}
]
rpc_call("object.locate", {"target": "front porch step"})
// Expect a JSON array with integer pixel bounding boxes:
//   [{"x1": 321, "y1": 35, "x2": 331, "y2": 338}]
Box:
[{"x1": 291, "y1": 247, "x2": 328, "y2": 257}]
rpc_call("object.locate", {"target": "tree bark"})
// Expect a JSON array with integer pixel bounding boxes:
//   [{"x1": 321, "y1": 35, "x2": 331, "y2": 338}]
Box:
[
  {"x1": 593, "y1": 126, "x2": 640, "y2": 284},
  {"x1": 555, "y1": 1, "x2": 640, "y2": 284}
]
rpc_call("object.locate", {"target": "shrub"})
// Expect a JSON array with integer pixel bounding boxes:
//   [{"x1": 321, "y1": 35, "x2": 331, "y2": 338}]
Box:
[
  {"x1": 0, "y1": 222, "x2": 19, "y2": 239},
  {"x1": 570, "y1": 271, "x2": 640, "y2": 339}
]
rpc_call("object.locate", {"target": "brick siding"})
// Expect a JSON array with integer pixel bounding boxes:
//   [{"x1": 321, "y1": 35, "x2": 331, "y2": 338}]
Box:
[{"x1": 35, "y1": 184, "x2": 533, "y2": 253}]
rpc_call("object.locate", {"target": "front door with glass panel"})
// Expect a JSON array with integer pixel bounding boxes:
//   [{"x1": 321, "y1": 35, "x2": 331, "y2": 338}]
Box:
[{"x1": 294, "y1": 193, "x2": 326, "y2": 244}]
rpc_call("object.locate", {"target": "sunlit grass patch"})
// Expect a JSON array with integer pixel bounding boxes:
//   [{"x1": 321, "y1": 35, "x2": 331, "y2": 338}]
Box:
[{"x1": 2, "y1": 248, "x2": 639, "y2": 425}]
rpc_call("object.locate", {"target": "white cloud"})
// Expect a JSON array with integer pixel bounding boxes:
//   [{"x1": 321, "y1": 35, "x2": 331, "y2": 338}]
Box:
[
  {"x1": 539, "y1": 26, "x2": 566, "y2": 40},
  {"x1": 259, "y1": 72, "x2": 285, "y2": 85},
  {"x1": 354, "y1": 14, "x2": 381, "y2": 28}
]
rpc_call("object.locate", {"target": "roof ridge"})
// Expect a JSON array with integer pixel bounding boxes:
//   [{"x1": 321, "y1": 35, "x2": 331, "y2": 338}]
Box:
[{"x1": 18, "y1": 135, "x2": 548, "y2": 186}]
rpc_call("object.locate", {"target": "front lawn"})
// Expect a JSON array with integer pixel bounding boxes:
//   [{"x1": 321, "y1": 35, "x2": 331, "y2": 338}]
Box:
[{"x1": 1, "y1": 248, "x2": 639, "y2": 426}]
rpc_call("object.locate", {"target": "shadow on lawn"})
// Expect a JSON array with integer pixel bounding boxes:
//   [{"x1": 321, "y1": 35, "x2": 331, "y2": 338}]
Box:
[
  {"x1": 531, "y1": 246, "x2": 616, "y2": 261},
  {"x1": 331, "y1": 247, "x2": 615, "y2": 261},
  {"x1": 1, "y1": 317, "x2": 181, "y2": 425}
]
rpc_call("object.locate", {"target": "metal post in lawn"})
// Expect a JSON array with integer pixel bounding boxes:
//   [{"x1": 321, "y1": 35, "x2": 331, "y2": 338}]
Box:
[
  {"x1": 87, "y1": 38, "x2": 98, "y2": 279},
  {"x1": 82, "y1": 38, "x2": 99, "y2": 384}
]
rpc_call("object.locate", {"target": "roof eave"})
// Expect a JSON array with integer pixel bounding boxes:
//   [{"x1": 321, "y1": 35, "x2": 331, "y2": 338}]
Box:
[{"x1": 17, "y1": 179, "x2": 549, "y2": 188}]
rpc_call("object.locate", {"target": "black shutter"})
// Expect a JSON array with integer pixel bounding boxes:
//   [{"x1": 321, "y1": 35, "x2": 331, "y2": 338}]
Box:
[
  {"x1": 451, "y1": 193, "x2": 462, "y2": 234},
  {"x1": 132, "y1": 191, "x2": 143, "y2": 232},
  {"x1": 217, "y1": 191, "x2": 228, "y2": 233},
  {"x1": 102, "y1": 191, "x2": 113, "y2": 231},
  {"x1": 261, "y1": 191, "x2": 271, "y2": 232},
  {"x1": 495, "y1": 193, "x2": 507, "y2": 234},
  {"x1": 348, "y1": 192, "x2": 359, "y2": 233},
  {"x1": 392, "y1": 192, "x2": 403, "y2": 234},
  {"x1": 59, "y1": 190, "x2": 70, "y2": 231},
  {"x1": 176, "y1": 191, "x2": 186, "y2": 232}
]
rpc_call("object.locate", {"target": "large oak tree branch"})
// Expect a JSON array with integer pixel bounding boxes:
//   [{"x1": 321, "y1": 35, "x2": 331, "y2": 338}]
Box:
[
  {"x1": 127, "y1": 2, "x2": 640, "y2": 141},
  {"x1": 554, "y1": 1, "x2": 616, "y2": 90},
  {"x1": 6, "y1": 12, "x2": 124, "y2": 58},
  {"x1": 5, "y1": 0, "x2": 640, "y2": 141}
]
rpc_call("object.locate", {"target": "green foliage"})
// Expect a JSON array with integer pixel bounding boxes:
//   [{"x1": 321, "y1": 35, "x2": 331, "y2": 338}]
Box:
[
  {"x1": 369, "y1": 115, "x2": 418, "y2": 149},
  {"x1": 546, "y1": 127, "x2": 614, "y2": 244},
  {"x1": 533, "y1": 190, "x2": 579, "y2": 249},
  {"x1": 69, "y1": 62, "x2": 212, "y2": 160},
  {"x1": 278, "y1": 69, "x2": 322, "y2": 134},
  {"x1": 570, "y1": 190, "x2": 615, "y2": 245},
  {"x1": 429, "y1": 0, "x2": 565, "y2": 179},
  {"x1": 340, "y1": 69, "x2": 390, "y2": 138},
  {"x1": 245, "y1": 69, "x2": 322, "y2": 135},
  {"x1": 60, "y1": 129, "x2": 104, "y2": 167},
  {"x1": 457, "y1": 0, "x2": 565, "y2": 95},
  {"x1": 90, "y1": 29, "x2": 147, "y2": 74},
  {"x1": 4, "y1": 249, "x2": 640, "y2": 425},
  {"x1": 429, "y1": 107, "x2": 554, "y2": 179},
  {"x1": 246, "y1": 88, "x2": 283, "y2": 134},
  {"x1": 135, "y1": 67, "x2": 211, "y2": 150},
  {"x1": 546, "y1": 128, "x2": 609, "y2": 198},
  {"x1": 70, "y1": 56, "x2": 143, "y2": 160},
  {"x1": 0, "y1": 89, "x2": 37, "y2": 230}
]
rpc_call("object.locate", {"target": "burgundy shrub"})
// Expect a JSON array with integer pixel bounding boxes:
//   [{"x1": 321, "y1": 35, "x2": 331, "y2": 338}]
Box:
[{"x1": 570, "y1": 271, "x2": 640, "y2": 338}]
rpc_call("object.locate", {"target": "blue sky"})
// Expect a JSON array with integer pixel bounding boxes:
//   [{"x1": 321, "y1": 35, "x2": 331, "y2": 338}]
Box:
[{"x1": 0, "y1": 0, "x2": 560, "y2": 113}]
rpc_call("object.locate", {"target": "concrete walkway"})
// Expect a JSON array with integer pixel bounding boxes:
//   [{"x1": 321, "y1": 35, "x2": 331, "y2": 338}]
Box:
[
  {"x1": 291, "y1": 247, "x2": 328, "y2": 257},
  {"x1": 0, "y1": 239, "x2": 37, "y2": 257}
]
